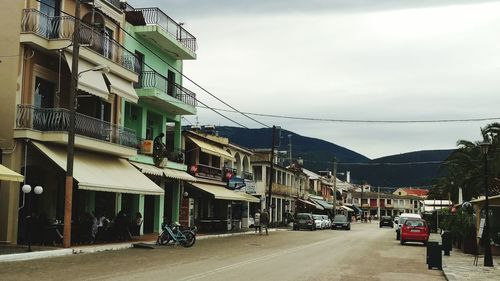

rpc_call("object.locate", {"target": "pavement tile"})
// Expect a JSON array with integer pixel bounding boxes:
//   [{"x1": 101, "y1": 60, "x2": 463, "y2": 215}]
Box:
[{"x1": 442, "y1": 250, "x2": 500, "y2": 281}]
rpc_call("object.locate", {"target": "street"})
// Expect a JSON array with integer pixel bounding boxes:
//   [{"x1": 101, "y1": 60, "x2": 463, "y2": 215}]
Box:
[{"x1": 0, "y1": 223, "x2": 445, "y2": 281}]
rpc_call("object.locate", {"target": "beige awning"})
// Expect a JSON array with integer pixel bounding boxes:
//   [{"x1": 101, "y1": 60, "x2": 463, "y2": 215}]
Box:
[
  {"x1": 104, "y1": 73, "x2": 139, "y2": 103},
  {"x1": 64, "y1": 53, "x2": 109, "y2": 100},
  {"x1": 130, "y1": 161, "x2": 197, "y2": 181},
  {"x1": 33, "y1": 142, "x2": 163, "y2": 195},
  {"x1": 130, "y1": 161, "x2": 164, "y2": 177},
  {"x1": 164, "y1": 167, "x2": 197, "y2": 181},
  {"x1": 0, "y1": 164, "x2": 24, "y2": 182},
  {"x1": 187, "y1": 136, "x2": 234, "y2": 160},
  {"x1": 189, "y1": 182, "x2": 257, "y2": 202}
]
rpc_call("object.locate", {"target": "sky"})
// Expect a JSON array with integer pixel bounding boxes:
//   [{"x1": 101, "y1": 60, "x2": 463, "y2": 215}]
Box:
[{"x1": 129, "y1": 0, "x2": 500, "y2": 159}]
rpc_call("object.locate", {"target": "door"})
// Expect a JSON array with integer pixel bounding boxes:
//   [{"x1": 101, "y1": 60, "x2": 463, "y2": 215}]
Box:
[
  {"x1": 167, "y1": 70, "x2": 175, "y2": 97},
  {"x1": 34, "y1": 77, "x2": 55, "y2": 108},
  {"x1": 40, "y1": 0, "x2": 61, "y2": 38},
  {"x1": 102, "y1": 27, "x2": 113, "y2": 59},
  {"x1": 143, "y1": 195, "x2": 155, "y2": 234},
  {"x1": 134, "y1": 51, "x2": 144, "y2": 88}
]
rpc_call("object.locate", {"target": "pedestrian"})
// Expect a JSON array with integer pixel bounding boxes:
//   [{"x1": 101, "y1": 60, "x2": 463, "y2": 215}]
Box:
[
  {"x1": 254, "y1": 209, "x2": 261, "y2": 234},
  {"x1": 369, "y1": 215, "x2": 372, "y2": 223},
  {"x1": 261, "y1": 209, "x2": 270, "y2": 235}
]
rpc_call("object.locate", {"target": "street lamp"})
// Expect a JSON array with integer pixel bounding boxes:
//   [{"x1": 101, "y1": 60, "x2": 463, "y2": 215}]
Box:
[
  {"x1": 479, "y1": 141, "x2": 493, "y2": 267},
  {"x1": 22, "y1": 184, "x2": 43, "y2": 252}
]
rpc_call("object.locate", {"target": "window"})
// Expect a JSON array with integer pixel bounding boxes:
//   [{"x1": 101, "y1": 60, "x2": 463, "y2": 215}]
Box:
[
  {"x1": 387, "y1": 199, "x2": 392, "y2": 205},
  {"x1": 253, "y1": 166, "x2": 262, "y2": 181}
]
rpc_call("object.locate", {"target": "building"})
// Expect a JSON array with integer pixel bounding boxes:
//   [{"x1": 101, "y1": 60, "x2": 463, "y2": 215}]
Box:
[
  {"x1": 351, "y1": 192, "x2": 421, "y2": 218},
  {"x1": 393, "y1": 187, "x2": 429, "y2": 199},
  {"x1": 251, "y1": 149, "x2": 308, "y2": 225},
  {"x1": 0, "y1": 0, "x2": 172, "y2": 245},
  {"x1": 121, "y1": 2, "x2": 199, "y2": 234},
  {"x1": 182, "y1": 129, "x2": 259, "y2": 232}
]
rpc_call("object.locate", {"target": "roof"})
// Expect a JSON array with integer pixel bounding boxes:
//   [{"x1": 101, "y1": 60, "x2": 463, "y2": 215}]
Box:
[
  {"x1": 421, "y1": 200, "x2": 453, "y2": 206},
  {"x1": 399, "y1": 188, "x2": 429, "y2": 197},
  {"x1": 351, "y1": 192, "x2": 421, "y2": 200},
  {"x1": 302, "y1": 168, "x2": 321, "y2": 180}
]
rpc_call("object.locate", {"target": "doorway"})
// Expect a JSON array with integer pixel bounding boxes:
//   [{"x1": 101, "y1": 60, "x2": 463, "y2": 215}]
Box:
[{"x1": 143, "y1": 195, "x2": 155, "y2": 233}]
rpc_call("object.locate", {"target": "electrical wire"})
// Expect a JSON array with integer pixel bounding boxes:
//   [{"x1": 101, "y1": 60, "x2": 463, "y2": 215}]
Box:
[
  {"x1": 198, "y1": 106, "x2": 500, "y2": 124},
  {"x1": 35, "y1": 0, "x2": 271, "y2": 129}
]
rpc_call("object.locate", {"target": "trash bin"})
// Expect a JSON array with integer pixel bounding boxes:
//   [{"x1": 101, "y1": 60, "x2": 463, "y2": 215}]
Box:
[
  {"x1": 427, "y1": 241, "x2": 442, "y2": 270},
  {"x1": 441, "y1": 231, "x2": 452, "y2": 256}
]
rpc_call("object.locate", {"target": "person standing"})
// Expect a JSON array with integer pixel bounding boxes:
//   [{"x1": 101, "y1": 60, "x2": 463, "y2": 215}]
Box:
[
  {"x1": 254, "y1": 209, "x2": 261, "y2": 234},
  {"x1": 261, "y1": 209, "x2": 270, "y2": 235}
]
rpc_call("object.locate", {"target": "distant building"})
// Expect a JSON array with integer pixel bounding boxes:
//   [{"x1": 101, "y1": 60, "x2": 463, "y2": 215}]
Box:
[{"x1": 393, "y1": 187, "x2": 429, "y2": 199}]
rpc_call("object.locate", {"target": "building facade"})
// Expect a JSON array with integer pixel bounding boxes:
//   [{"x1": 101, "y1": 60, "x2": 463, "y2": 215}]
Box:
[{"x1": 352, "y1": 192, "x2": 421, "y2": 218}]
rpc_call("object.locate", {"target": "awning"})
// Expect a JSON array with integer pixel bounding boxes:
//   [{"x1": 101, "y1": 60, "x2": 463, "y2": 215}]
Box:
[
  {"x1": 188, "y1": 182, "x2": 258, "y2": 202},
  {"x1": 309, "y1": 197, "x2": 333, "y2": 210},
  {"x1": 236, "y1": 192, "x2": 260, "y2": 203},
  {"x1": 33, "y1": 142, "x2": 164, "y2": 195},
  {"x1": 0, "y1": 164, "x2": 24, "y2": 182},
  {"x1": 346, "y1": 204, "x2": 362, "y2": 214},
  {"x1": 341, "y1": 205, "x2": 354, "y2": 212},
  {"x1": 104, "y1": 73, "x2": 139, "y2": 103},
  {"x1": 187, "y1": 136, "x2": 234, "y2": 160},
  {"x1": 130, "y1": 161, "x2": 197, "y2": 181},
  {"x1": 64, "y1": 53, "x2": 109, "y2": 100},
  {"x1": 297, "y1": 198, "x2": 324, "y2": 210},
  {"x1": 163, "y1": 167, "x2": 197, "y2": 181}
]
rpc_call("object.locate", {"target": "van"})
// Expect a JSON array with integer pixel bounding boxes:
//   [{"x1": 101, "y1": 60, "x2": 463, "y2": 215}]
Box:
[{"x1": 396, "y1": 213, "x2": 421, "y2": 240}]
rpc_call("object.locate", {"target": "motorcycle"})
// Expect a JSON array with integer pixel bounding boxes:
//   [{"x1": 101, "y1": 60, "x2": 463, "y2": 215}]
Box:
[{"x1": 156, "y1": 221, "x2": 197, "y2": 248}]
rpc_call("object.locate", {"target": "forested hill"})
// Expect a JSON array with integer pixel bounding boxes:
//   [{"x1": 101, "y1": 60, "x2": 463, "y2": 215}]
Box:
[{"x1": 211, "y1": 127, "x2": 453, "y2": 187}]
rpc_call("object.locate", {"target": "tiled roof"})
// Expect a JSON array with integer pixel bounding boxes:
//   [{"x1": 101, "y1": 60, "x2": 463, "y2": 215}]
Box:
[{"x1": 402, "y1": 188, "x2": 429, "y2": 197}]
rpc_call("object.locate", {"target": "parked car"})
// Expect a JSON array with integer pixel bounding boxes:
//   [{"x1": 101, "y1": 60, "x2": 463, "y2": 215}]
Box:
[
  {"x1": 332, "y1": 215, "x2": 351, "y2": 230},
  {"x1": 322, "y1": 215, "x2": 331, "y2": 229},
  {"x1": 293, "y1": 213, "x2": 315, "y2": 231},
  {"x1": 396, "y1": 213, "x2": 421, "y2": 240},
  {"x1": 400, "y1": 218, "x2": 429, "y2": 245},
  {"x1": 312, "y1": 214, "x2": 323, "y2": 230},
  {"x1": 379, "y1": 216, "x2": 394, "y2": 228}
]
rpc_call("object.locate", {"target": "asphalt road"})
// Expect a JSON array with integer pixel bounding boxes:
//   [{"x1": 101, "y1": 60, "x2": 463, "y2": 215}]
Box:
[{"x1": 0, "y1": 223, "x2": 445, "y2": 281}]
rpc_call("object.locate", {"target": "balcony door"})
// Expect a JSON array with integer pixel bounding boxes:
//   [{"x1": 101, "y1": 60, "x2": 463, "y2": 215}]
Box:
[
  {"x1": 39, "y1": 0, "x2": 61, "y2": 38},
  {"x1": 167, "y1": 70, "x2": 175, "y2": 97},
  {"x1": 34, "y1": 77, "x2": 55, "y2": 108},
  {"x1": 134, "y1": 51, "x2": 144, "y2": 88}
]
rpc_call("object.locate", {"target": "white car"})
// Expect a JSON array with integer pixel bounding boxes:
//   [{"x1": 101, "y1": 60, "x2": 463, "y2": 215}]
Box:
[
  {"x1": 321, "y1": 215, "x2": 331, "y2": 229},
  {"x1": 312, "y1": 214, "x2": 323, "y2": 230},
  {"x1": 396, "y1": 213, "x2": 421, "y2": 240}
]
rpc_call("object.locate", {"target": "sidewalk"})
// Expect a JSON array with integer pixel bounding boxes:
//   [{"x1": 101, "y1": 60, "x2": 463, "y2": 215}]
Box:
[
  {"x1": 442, "y1": 251, "x2": 500, "y2": 281},
  {"x1": 429, "y1": 233, "x2": 500, "y2": 280},
  {"x1": 0, "y1": 228, "x2": 285, "y2": 263}
]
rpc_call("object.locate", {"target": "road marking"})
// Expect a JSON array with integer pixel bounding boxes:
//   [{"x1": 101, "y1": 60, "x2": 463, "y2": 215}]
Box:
[{"x1": 178, "y1": 236, "x2": 338, "y2": 281}]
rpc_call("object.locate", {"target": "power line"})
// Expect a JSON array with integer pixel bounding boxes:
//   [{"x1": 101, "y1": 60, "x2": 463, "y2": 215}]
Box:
[
  {"x1": 198, "y1": 106, "x2": 500, "y2": 124},
  {"x1": 34, "y1": 0, "x2": 253, "y2": 129}
]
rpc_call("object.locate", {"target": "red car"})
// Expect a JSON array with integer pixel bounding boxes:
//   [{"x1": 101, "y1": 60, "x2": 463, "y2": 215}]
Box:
[{"x1": 400, "y1": 218, "x2": 429, "y2": 245}]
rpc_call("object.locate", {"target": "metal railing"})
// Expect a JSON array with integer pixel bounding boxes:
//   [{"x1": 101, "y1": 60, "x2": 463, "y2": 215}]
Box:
[
  {"x1": 133, "y1": 7, "x2": 197, "y2": 53},
  {"x1": 189, "y1": 163, "x2": 222, "y2": 180},
  {"x1": 136, "y1": 137, "x2": 185, "y2": 164},
  {"x1": 21, "y1": 9, "x2": 139, "y2": 73},
  {"x1": 136, "y1": 71, "x2": 197, "y2": 107},
  {"x1": 103, "y1": 0, "x2": 122, "y2": 10},
  {"x1": 16, "y1": 105, "x2": 137, "y2": 148}
]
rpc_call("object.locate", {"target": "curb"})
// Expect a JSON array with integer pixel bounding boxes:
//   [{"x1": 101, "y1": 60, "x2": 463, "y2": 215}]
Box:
[
  {"x1": 0, "y1": 248, "x2": 73, "y2": 262},
  {"x1": 0, "y1": 228, "x2": 290, "y2": 262}
]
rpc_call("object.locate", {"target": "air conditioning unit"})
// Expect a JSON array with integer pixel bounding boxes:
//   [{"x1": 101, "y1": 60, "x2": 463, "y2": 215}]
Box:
[{"x1": 142, "y1": 140, "x2": 153, "y2": 154}]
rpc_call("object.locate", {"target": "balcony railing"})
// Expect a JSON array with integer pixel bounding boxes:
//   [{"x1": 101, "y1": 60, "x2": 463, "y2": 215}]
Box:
[
  {"x1": 103, "y1": 0, "x2": 122, "y2": 10},
  {"x1": 189, "y1": 163, "x2": 222, "y2": 180},
  {"x1": 21, "y1": 9, "x2": 139, "y2": 73},
  {"x1": 133, "y1": 7, "x2": 197, "y2": 53},
  {"x1": 136, "y1": 71, "x2": 197, "y2": 107},
  {"x1": 16, "y1": 105, "x2": 137, "y2": 148}
]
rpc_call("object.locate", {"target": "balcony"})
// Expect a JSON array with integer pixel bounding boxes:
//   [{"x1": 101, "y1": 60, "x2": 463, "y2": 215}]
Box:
[
  {"x1": 15, "y1": 105, "x2": 137, "y2": 157},
  {"x1": 127, "y1": 7, "x2": 197, "y2": 59},
  {"x1": 242, "y1": 171, "x2": 254, "y2": 181},
  {"x1": 135, "y1": 71, "x2": 196, "y2": 115},
  {"x1": 20, "y1": 9, "x2": 139, "y2": 81},
  {"x1": 136, "y1": 138, "x2": 185, "y2": 164},
  {"x1": 188, "y1": 164, "x2": 222, "y2": 181}
]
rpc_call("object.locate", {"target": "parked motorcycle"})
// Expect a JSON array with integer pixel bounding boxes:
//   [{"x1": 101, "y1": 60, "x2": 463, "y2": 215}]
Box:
[{"x1": 156, "y1": 221, "x2": 196, "y2": 248}]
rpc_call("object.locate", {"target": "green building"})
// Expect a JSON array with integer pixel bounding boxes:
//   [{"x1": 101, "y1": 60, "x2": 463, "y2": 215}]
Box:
[{"x1": 122, "y1": 4, "x2": 198, "y2": 234}]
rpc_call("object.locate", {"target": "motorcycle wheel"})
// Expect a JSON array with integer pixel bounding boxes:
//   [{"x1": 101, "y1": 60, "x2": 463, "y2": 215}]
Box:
[
  {"x1": 181, "y1": 231, "x2": 196, "y2": 248},
  {"x1": 156, "y1": 231, "x2": 171, "y2": 246}
]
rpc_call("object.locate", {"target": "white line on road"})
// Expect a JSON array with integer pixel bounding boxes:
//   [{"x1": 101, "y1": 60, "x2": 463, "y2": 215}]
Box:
[{"x1": 178, "y1": 236, "x2": 339, "y2": 281}]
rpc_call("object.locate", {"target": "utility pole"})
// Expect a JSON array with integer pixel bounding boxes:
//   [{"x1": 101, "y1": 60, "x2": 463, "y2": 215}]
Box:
[
  {"x1": 360, "y1": 182, "x2": 364, "y2": 222},
  {"x1": 267, "y1": 126, "x2": 276, "y2": 216},
  {"x1": 377, "y1": 186, "x2": 380, "y2": 220},
  {"x1": 288, "y1": 134, "x2": 292, "y2": 166},
  {"x1": 63, "y1": 0, "x2": 82, "y2": 248},
  {"x1": 332, "y1": 157, "x2": 337, "y2": 215}
]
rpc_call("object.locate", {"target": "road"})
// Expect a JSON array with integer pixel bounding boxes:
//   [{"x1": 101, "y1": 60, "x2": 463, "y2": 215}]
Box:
[{"x1": 0, "y1": 222, "x2": 445, "y2": 281}]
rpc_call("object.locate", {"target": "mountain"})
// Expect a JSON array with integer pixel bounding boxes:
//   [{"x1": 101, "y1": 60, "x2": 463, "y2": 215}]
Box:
[{"x1": 213, "y1": 127, "x2": 453, "y2": 187}]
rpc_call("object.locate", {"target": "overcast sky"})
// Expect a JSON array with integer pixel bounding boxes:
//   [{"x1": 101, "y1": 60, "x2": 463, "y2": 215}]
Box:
[{"x1": 130, "y1": 0, "x2": 500, "y2": 159}]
